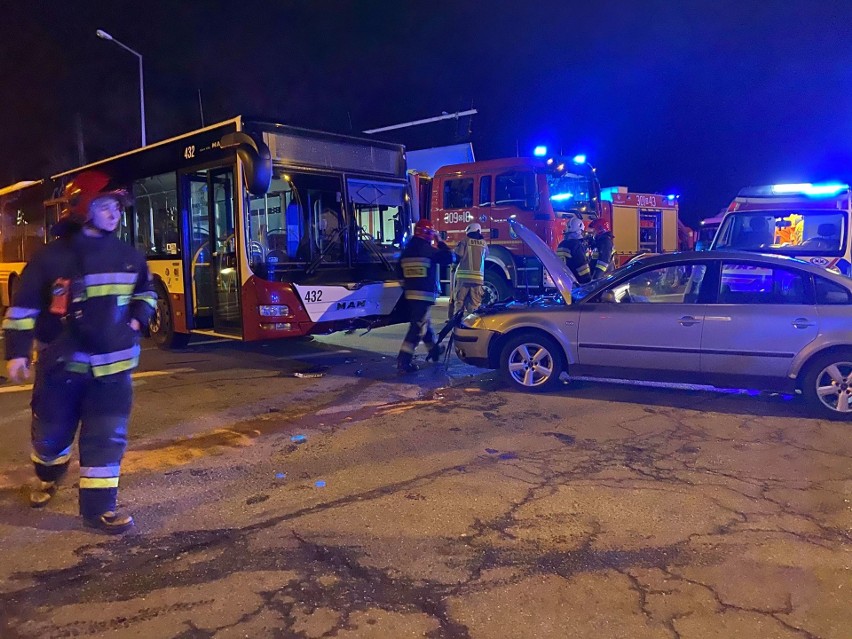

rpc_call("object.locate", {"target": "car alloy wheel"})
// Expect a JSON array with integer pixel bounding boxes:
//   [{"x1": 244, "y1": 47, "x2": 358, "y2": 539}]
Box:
[
  {"x1": 813, "y1": 360, "x2": 852, "y2": 414},
  {"x1": 801, "y1": 349, "x2": 852, "y2": 419},
  {"x1": 500, "y1": 331, "x2": 563, "y2": 392}
]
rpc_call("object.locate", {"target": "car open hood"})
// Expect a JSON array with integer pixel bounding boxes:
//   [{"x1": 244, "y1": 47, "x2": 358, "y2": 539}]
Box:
[{"x1": 509, "y1": 219, "x2": 576, "y2": 305}]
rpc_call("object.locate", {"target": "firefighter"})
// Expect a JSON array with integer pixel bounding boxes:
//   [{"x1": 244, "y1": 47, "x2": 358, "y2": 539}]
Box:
[
  {"x1": 452, "y1": 222, "x2": 488, "y2": 315},
  {"x1": 557, "y1": 216, "x2": 591, "y2": 283},
  {"x1": 3, "y1": 170, "x2": 156, "y2": 534},
  {"x1": 588, "y1": 217, "x2": 615, "y2": 280},
  {"x1": 397, "y1": 219, "x2": 453, "y2": 373}
]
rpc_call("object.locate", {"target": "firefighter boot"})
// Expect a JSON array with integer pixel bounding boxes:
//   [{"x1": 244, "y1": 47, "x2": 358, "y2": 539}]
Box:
[
  {"x1": 397, "y1": 353, "x2": 419, "y2": 374},
  {"x1": 84, "y1": 511, "x2": 135, "y2": 535},
  {"x1": 30, "y1": 480, "x2": 58, "y2": 508},
  {"x1": 426, "y1": 343, "x2": 445, "y2": 362}
]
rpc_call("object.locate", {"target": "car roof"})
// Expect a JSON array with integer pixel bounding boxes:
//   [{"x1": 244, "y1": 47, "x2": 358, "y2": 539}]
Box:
[{"x1": 630, "y1": 251, "x2": 852, "y2": 287}]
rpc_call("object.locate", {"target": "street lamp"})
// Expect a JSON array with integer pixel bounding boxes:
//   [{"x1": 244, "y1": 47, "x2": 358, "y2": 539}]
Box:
[
  {"x1": 96, "y1": 29, "x2": 146, "y2": 147},
  {"x1": 572, "y1": 153, "x2": 601, "y2": 214}
]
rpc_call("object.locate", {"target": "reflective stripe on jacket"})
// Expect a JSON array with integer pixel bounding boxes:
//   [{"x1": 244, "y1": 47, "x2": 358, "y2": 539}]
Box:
[{"x1": 454, "y1": 236, "x2": 488, "y2": 285}]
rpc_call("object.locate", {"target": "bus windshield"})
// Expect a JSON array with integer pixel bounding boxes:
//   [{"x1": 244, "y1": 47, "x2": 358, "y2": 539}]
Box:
[
  {"x1": 246, "y1": 169, "x2": 406, "y2": 280},
  {"x1": 545, "y1": 173, "x2": 592, "y2": 214},
  {"x1": 713, "y1": 210, "x2": 846, "y2": 255}
]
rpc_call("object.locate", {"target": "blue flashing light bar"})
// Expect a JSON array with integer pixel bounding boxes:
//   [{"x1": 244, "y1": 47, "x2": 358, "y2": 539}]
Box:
[
  {"x1": 771, "y1": 182, "x2": 849, "y2": 197},
  {"x1": 533, "y1": 145, "x2": 548, "y2": 157},
  {"x1": 550, "y1": 192, "x2": 574, "y2": 201},
  {"x1": 572, "y1": 154, "x2": 587, "y2": 165}
]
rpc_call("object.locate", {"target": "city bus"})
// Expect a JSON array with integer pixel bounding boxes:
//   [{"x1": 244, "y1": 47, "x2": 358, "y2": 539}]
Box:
[
  {"x1": 711, "y1": 182, "x2": 852, "y2": 275},
  {"x1": 0, "y1": 117, "x2": 413, "y2": 347}
]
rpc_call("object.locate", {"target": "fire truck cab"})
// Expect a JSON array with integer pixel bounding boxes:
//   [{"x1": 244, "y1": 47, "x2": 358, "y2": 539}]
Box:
[{"x1": 429, "y1": 156, "x2": 596, "y2": 302}]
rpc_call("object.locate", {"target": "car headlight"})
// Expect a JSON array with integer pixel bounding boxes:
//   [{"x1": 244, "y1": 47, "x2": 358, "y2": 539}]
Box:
[
  {"x1": 258, "y1": 305, "x2": 290, "y2": 317},
  {"x1": 460, "y1": 314, "x2": 484, "y2": 329}
]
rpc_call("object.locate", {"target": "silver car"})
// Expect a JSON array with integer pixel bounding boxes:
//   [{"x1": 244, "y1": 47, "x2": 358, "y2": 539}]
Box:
[{"x1": 454, "y1": 221, "x2": 852, "y2": 419}]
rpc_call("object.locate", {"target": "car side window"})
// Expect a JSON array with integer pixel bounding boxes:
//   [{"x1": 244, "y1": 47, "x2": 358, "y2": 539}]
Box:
[
  {"x1": 599, "y1": 264, "x2": 707, "y2": 303},
  {"x1": 814, "y1": 277, "x2": 852, "y2": 305},
  {"x1": 718, "y1": 263, "x2": 808, "y2": 304}
]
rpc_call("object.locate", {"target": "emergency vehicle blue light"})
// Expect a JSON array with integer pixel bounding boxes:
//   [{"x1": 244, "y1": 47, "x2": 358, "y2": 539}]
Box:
[
  {"x1": 533, "y1": 146, "x2": 548, "y2": 157},
  {"x1": 666, "y1": 194, "x2": 678, "y2": 201},
  {"x1": 572, "y1": 154, "x2": 587, "y2": 165},
  {"x1": 550, "y1": 192, "x2": 574, "y2": 201},
  {"x1": 771, "y1": 182, "x2": 849, "y2": 196}
]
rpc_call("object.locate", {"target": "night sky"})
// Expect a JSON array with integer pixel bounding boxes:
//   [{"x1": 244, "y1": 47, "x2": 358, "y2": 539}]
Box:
[{"x1": 2, "y1": 1, "x2": 851, "y2": 226}]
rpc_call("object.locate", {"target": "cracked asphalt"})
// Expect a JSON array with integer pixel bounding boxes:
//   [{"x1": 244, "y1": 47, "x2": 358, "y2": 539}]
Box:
[{"x1": 0, "y1": 319, "x2": 850, "y2": 638}]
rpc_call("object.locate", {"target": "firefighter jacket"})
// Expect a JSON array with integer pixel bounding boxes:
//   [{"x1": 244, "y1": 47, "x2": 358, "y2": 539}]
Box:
[
  {"x1": 454, "y1": 233, "x2": 488, "y2": 285},
  {"x1": 591, "y1": 232, "x2": 614, "y2": 274},
  {"x1": 557, "y1": 237, "x2": 592, "y2": 284},
  {"x1": 399, "y1": 236, "x2": 453, "y2": 303},
  {"x1": 3, "y1": 231, "x2": 157, "y2": 377}
]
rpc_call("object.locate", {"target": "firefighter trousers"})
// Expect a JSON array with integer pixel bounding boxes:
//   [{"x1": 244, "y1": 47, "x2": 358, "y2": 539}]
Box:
[
  {"x1": 30, "y1": 363, "x2": 132, "y2": 519},
  {"x1": 398, "y1": 300, "x2": 436, "y2": 363},
  {"x1": 453, "y1": 282, "x2": 484, "y2": 315}
]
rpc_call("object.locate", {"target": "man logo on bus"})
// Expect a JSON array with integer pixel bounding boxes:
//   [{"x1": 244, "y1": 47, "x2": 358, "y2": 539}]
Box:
[
  {"x1": 336, "y1": 300, "x2": 367, "y2": 311},
  {"x1": 811, "y1": 257, "x2": 830, "y2": 267}
]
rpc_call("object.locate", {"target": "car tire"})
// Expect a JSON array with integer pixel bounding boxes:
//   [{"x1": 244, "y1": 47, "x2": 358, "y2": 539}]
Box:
[
  {"x1": 800, "y1": 349, "x2": 852, "y2": 420},
  {"x1": 499, "y1": 330, "x2": 564, "y2": 392},
  {"x1": 148, "y1": 283, "x2": 190, "y2": 350},
  {"x1": 483, "y1": 269, "x2": 511, "y2": 306}
]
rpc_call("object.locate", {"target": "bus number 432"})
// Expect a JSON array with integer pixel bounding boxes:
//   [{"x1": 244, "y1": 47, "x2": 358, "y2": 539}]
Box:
[{"x1": 304, "y1": 290, "x2": 323, "y2": 303}]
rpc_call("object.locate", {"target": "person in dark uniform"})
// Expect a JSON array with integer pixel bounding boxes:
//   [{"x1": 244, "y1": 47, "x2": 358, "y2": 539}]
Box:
[
  {"x1": 556, "y1": 216, "x2": 591, "y2": 284},
  {"x1": 3, "y1": 170, "x2": 156, "y2": 534},
  {"x1": 396, "y1": 219, "x2": 453, "y2": 373},
  {"x1": 588, "y1": 217, "x2": 615, "y2": 279}
]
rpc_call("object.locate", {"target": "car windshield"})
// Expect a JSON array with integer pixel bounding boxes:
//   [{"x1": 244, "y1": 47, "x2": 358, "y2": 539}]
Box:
[{"x1": 713, "y1": 211, "x2": 846, "y2": 255}]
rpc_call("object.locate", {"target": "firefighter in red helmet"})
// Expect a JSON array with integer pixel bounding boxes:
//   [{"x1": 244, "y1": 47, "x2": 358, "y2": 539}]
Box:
[
  {"x1": 396, "y1": 219, "x2": 453, "y2": 373},
  {"x1": 3, "y1": 170, "x2": 156, "y2": 534},
  {"x1": 588, "y1": 217, "x2": 615, "y2": 279}
]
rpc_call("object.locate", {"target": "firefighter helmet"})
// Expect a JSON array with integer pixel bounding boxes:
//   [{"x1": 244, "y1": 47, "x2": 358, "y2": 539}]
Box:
[
  {"x1": 465, "y1": 222, "x2": 482, "y2": 234},
  {"x1": 589, "y1": 218, "x2": 611, "y2": 235},
  {"x1": 413, "y1": 218, "x2": 436, "y2": 240},
  {"x1": 53, "y1": 170, "x2": 130, "y2": 235},
  {"x1": 563, "y1": 216, "x2": 585, "y2": 236}
]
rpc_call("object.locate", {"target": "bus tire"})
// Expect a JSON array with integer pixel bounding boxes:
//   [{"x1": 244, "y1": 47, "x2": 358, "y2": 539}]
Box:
[
  {"x1": 148, "y1": 283, "x2": 190, "y2": 350},
  {"x1": 483, "y1": 268, "x2": 511, "y2": 306}
]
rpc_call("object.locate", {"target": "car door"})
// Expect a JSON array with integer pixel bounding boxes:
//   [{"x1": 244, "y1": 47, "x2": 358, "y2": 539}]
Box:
[
  {"x1": 700, "y1": 261, "x2": 819, "y2": 383},
  {"x1": 576, "y1": 261, "x2": 709, "y2": 379}
]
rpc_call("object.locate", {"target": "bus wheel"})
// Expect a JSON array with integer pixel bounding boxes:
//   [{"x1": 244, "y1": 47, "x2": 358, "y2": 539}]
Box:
[
  {"x1": 148, "y1": 284, "x2": 190, "y2": 349},
  {"x1": 483, "y1": 269, "x2": 511, "y2": 306}
]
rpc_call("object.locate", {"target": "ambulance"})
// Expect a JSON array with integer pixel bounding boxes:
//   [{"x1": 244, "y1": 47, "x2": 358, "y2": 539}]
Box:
[{"x1": 711, "y1": 183, "x2": 852, "y2": 275}]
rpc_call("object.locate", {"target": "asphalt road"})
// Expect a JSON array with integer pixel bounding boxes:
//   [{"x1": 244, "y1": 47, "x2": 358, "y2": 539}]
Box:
[{"x1": 0, "y1": 304, "x2": 850, "y2": 638}]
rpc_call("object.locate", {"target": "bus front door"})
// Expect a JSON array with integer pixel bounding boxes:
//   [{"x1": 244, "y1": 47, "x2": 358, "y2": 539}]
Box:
[{"x1": 184, "y1": 168, "x2": 242, "y2": 337}]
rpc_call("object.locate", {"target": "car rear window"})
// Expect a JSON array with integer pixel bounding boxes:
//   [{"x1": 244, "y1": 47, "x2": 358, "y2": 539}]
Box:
[
  {"x1": 815, "y1": 277, "x2": 852, "y2": 305},
  {"x1": 719, "y1": 263, "x2": 808, "y2": 304}
]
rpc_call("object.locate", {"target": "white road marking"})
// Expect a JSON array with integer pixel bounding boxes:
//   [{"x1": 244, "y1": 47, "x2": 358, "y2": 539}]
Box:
[{"x1": 0, "y1": 367, "x2": 195, "y2": 394}]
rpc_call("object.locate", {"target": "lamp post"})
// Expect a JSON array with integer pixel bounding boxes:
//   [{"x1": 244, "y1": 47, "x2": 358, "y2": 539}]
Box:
[
  {"x1": 572, "y1": 154, "x2": 602, "y2": 215},
  {"x1": 96, "y1": 29, "x2": 146, "y2": 147}
]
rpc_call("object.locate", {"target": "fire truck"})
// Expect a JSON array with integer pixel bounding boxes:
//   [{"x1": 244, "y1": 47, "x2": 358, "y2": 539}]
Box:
[{"x1": 422, "y1": 155, "x2": 681, "y2": 303}]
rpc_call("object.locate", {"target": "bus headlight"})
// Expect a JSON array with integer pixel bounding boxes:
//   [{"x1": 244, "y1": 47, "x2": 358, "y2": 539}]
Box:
[{"x1": 258, "y1": 305, "x2": 290, "y2": 317}]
